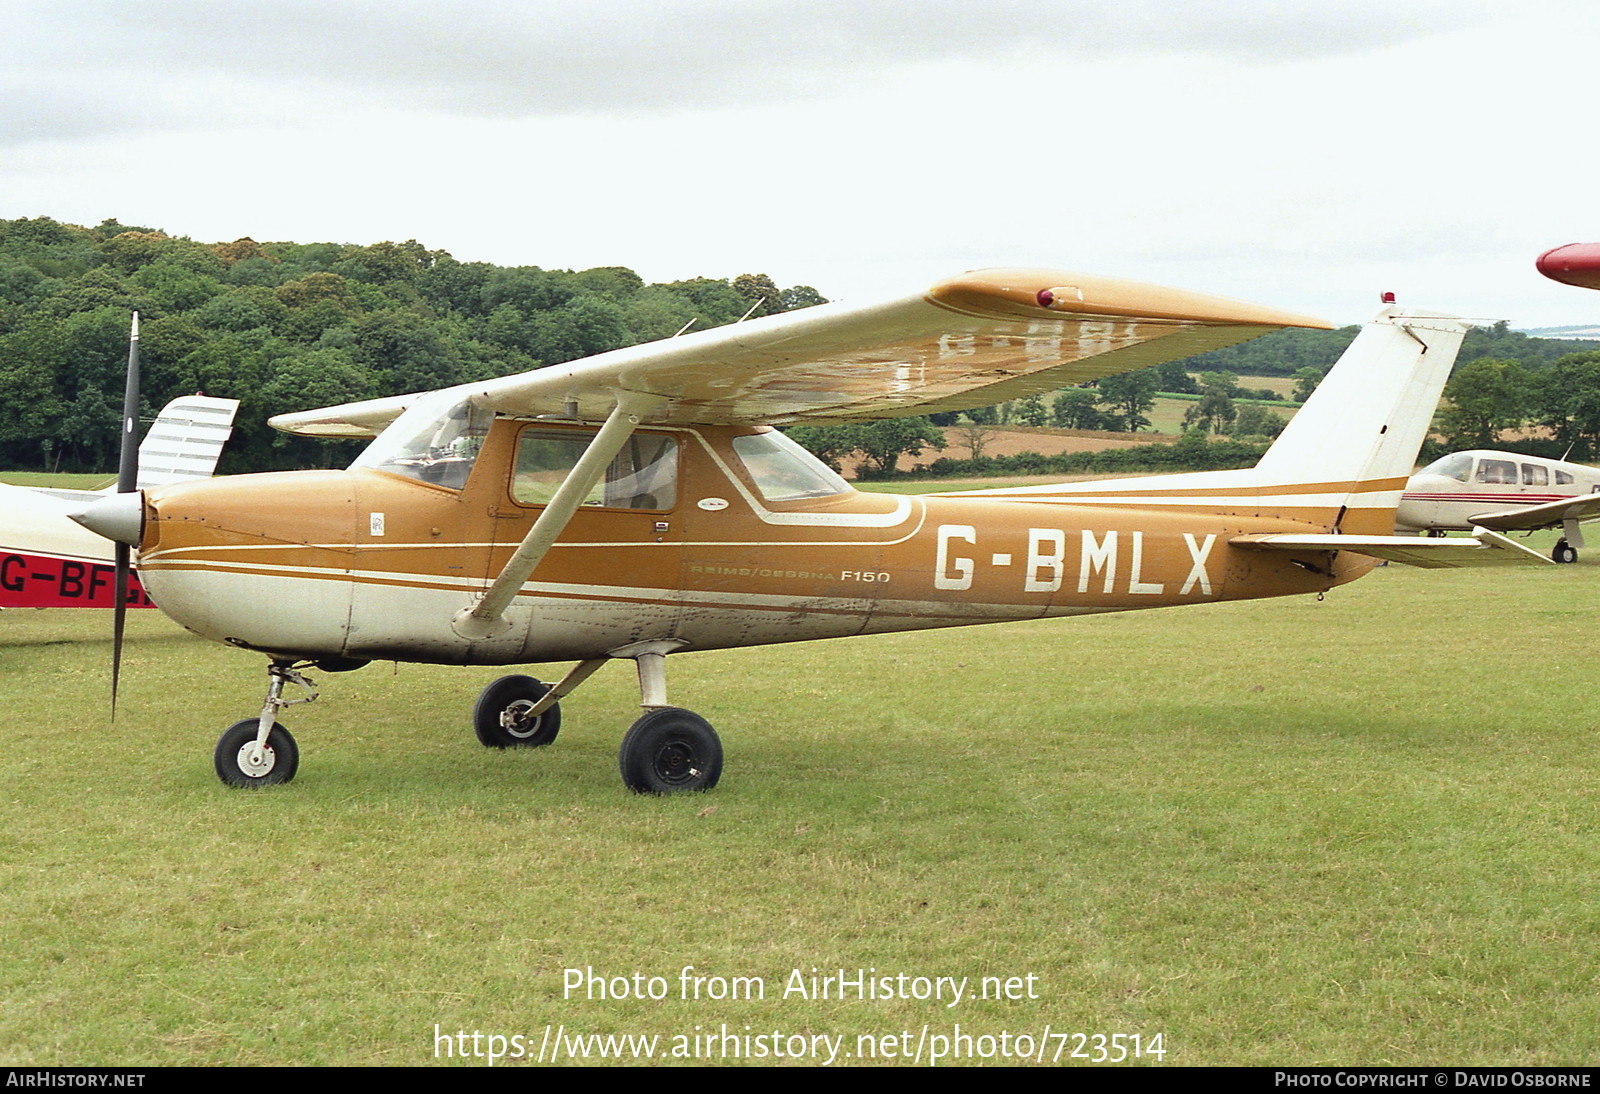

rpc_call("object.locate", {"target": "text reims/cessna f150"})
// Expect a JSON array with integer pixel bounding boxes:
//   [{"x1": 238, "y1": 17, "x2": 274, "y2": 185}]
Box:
[{"x1": 71, "y1": 269, "x2": 1547, "y2": 794}]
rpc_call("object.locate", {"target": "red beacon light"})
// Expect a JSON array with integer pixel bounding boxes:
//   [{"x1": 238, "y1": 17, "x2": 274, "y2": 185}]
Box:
[
  {"x1": 1036, "y1": 288, "x2": 1055, "y2": 308},
  {"x1": 1381, "y1": 291, "x2": 1396, "y2": 304}
]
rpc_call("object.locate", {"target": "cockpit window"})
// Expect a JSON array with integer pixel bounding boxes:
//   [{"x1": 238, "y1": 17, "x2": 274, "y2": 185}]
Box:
[
  {"x1": 1418, "y1": 452, "x2": 1474, "y2": 482},
  {"x1": 349, "y1": 390, "x2": 492, "y2": 490},
  {"x1": 512, "y1": 428, "x2": 677, "y2": 510},
  {"x1": 731, "y1": 430, "x2": 851, "y2": 502}
]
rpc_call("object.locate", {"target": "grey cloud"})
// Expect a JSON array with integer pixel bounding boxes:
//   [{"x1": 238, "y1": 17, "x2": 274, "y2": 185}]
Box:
[{"x1": 4, "y1": 0, "x2": 1503, "y2": 143}]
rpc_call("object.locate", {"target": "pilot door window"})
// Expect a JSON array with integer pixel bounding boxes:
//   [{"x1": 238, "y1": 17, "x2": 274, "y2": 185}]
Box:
[{"x1": 512, "y1": 429, "x2": 677, "y2": 511}]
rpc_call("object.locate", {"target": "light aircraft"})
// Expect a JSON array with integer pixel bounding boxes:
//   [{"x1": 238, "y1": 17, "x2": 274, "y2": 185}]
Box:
[
  {"x1": 1396, "y1": 449, "x2": 1600, "y2": 563},
  {"x1": 69, "y1": 269, "x2": 1549, "y2": 794},
  {"x1": 0, "y1": 393, "x2": 238, "y2": 608}
]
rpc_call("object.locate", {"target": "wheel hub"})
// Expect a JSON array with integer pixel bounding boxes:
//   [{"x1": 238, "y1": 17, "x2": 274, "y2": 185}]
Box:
[
  {"x1": 234, "y1": 742, "x2": 277, "y2": 778},
  {"x1": 501, "y1": 700, "x2": 544, "y2": 739},
  {"x1": 653, "y1": 739, "x2": 701, "y2": 784}
]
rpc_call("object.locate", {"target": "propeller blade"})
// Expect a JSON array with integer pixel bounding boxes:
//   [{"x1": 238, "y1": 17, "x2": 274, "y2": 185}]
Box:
[{"x1": 111, "y1": 312, "x2": 140, "y2": 718}]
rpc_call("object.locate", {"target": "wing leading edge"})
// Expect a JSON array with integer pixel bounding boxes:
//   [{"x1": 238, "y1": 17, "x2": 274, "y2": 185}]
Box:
[{"x1": 271, "y1": 268, "x2": 1330, "y2": 437}]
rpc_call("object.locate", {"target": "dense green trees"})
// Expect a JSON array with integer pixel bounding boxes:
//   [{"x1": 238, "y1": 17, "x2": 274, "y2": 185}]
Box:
[{"x1": 0, "y1": 217, "x2": 825, "y2": 473}]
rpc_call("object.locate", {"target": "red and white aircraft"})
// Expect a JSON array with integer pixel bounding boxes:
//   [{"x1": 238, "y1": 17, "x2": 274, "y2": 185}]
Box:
[
  {"x1": 0, "y1": 395, "x2": 238, "y2": 608},
  {"x1": 1396, "y1": 449, "x2": 1600, "y2": 563}
]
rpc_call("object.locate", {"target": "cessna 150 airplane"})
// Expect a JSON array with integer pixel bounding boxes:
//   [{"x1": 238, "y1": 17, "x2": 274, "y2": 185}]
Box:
[
  {"x1": 1397, "y1": 450, "x2": 1600, "y2": 563},
  {"x1": 0, "y1": 393, "x2": 237, "y2": 608},
  {"x1": 70, "y1": 269, "x2": 1548, "y2": 794}
]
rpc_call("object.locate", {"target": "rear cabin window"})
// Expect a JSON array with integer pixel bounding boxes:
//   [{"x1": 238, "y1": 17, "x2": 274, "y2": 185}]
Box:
[
  {"x1": 512, "y1": 429, "x2": 677, "y2": 510},
  {"x1": 1556, "y1": 470, "x2": 1575, "y2": 485},
  {"x1": 1522, "y1": 463, "x2": 1549, "y2": 486}
]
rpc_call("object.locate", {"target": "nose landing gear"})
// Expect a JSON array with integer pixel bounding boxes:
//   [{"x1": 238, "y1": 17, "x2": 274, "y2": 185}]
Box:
[{"x1": 212, "y1": 661, "x2": 318, "y2": 788}]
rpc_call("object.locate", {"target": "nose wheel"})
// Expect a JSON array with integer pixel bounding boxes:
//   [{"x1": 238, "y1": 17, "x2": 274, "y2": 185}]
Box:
[
  {"x1": 213, "y1": 660, "x2": 318, "y2": 788},
  {"x1": 214, "y1": 719, "x2": 299, "y2": 787}
]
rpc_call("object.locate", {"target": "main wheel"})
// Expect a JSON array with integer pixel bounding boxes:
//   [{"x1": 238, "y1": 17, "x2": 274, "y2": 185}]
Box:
[
  {"x1": 214, "y1": 719, "x2": 299, "y2": 788},
  {"x1": 618, "y1": 707, "x2": 722, "y2": 794},
  {"x1": 473, "y1": 675, "x2": 561, "y2": 748},
  {"x1": 1553, "y1": 539, "x2": 1578, "y2": 564}
]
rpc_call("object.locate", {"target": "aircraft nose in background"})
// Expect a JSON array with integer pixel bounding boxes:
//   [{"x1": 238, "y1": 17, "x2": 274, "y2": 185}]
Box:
[{"x1": 70, "y1": 492, "x2": 144, "y2": 546}]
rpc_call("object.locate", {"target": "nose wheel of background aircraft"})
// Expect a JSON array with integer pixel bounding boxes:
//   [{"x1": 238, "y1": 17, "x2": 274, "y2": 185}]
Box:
[
  {"x1": 473, "y1": 675, "x2": 561, "y2": 748},
  {"x1": 1553, "y1": 538, "x2": 1578, "y2": 564}
]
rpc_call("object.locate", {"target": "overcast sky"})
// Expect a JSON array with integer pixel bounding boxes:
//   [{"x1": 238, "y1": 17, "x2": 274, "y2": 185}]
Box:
[{"x1": 4, "y1": 0, "x2": 1597, "y2": 327}]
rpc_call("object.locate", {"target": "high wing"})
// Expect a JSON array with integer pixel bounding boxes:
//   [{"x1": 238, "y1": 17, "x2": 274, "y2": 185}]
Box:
[
  {"x1": 1466, "y1": 492, "x2": 1600, "y2": 532},
  {"x1": 270, "y1": 268, "x2": 1330, "y2": 437},
  {"x1": 1232, "y1": 528, "x2": 1552, "y2": 568}
]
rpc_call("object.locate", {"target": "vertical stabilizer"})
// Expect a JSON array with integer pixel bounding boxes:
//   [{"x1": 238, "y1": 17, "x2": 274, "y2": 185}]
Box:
[
  {"x1": 136, "y1": 395, "x2": 240, "y2": 489},
  {"x1": 1252, "y1": 306, "x2": 1469, "y2": 533}
]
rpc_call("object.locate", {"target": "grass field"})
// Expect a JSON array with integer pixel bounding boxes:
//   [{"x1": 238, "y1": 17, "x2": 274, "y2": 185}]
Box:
[{"x1": 2, "y1": 532, "x2": 1597, "y2": 1066}]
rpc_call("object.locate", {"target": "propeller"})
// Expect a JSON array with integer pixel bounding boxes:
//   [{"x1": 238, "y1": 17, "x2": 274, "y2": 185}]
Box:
[
  {"x1": 110, "y1": 311, "x2": 141, "y2": 716},
  {"x1": 69, "y1": 313, "x2": 156, "y2": 717}
]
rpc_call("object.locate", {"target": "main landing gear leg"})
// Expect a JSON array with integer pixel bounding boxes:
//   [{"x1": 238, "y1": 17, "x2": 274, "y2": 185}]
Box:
[
  {"x1": 612, "y1": 641, "x2": 721, "y2": 795},
  {"x1": 213, "y1": 660, "x2": 319, "y2": 788}
]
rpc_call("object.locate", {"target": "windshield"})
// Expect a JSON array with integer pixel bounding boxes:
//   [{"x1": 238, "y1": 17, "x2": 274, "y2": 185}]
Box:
[
  {"x1": 349, "y1": 390, "x2": 493, "y2": 490},
  {"x1": 731, "y1": 430, "x2": 851, "y2": 502},
  {"x1": 1417, "y1": 451, "x2": 1473, "y2": 483}
]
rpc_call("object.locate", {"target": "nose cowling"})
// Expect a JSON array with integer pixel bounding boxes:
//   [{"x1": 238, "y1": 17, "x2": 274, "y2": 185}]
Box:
[{"x1": 70, "y1": 491, "x2": 145, "y2": 547}]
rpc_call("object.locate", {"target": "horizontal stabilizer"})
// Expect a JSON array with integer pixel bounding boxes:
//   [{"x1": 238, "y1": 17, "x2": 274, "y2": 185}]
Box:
[{"x1": 1231, "y1": 528, "x2": 1552, "y2": 568}]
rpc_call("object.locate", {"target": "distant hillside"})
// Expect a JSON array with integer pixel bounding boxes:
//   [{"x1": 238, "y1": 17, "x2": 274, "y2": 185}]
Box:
[
  {"x1": 1183, "y1": 321, "x2": 1600, "y2": 378},
  {"x1": 1523, "y1": 324, "x2": 1600, "y2": 341}
]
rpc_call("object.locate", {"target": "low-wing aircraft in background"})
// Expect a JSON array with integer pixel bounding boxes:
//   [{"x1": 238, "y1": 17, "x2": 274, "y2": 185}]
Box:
[
  {"x1": 70, "y1": 269, "x2": 1549, "y2": 795},
  {"x1": 1396, "y1": 449, "x2": 1600, "y2": 563},
  {"x1": 0, "y1": 394, "x2": 238, "y2": 608}
]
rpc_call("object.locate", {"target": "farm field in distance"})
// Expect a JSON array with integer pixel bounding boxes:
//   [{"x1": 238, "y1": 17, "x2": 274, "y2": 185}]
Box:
[{"x1": 1, "y1": 530, "x2": 1596, "y2": 1066}]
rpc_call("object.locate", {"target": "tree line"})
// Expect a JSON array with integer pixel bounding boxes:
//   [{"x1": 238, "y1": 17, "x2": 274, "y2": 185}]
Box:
[
  {"x1": 4, "y1": 215, "x2": 1599, "y2": 479},
  {"x1": 0, "y1": 217, "x2": 824, "y2": 473}
]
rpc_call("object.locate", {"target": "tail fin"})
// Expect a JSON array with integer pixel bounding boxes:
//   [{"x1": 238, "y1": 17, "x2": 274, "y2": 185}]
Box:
[
  {"x1": 932, "y1": 305, "x2": 1469, "y2": 536},
  {"x1": 135, "y1": 395, "x2": 240, "y2": 489},
  {"x1": 1253, "y1": 306, "x2": 1469, "y2": 534}
]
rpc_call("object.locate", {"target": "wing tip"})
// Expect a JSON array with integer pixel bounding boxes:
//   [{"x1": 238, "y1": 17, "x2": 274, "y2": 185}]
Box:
[{"x1": 929, "y1": 267, "x2": 1333, "y2": 330}]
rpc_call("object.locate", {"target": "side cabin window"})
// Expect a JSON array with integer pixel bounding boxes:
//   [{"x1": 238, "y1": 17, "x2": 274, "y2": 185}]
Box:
[
  {"x1": 1475, "y1": 459, "x2": 1517, "y2": 485},
  {"x1": 1522, "y1": 463, "x2": 1548, "y2": 486},
  {"x1": 512, "y1": 428, "x2": 677, "y2": 511},
  {"x1": 1556, "y1": 470, "x2": 1575, "y2": 485}
]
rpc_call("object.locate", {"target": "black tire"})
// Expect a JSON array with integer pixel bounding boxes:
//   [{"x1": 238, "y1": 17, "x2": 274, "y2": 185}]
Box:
[
  {"x1": 1553, "y1": 539, "x2": 1578, "y2": 564},
  {"x1": 473, "y1": 675, "x2": 561, "y2": 748},
  {"x1": 618, "y1": 707, "x2": 722, "y2": 794},
  {"x1": 214, "y1": 719, "x2": 299, "y2": 788}
]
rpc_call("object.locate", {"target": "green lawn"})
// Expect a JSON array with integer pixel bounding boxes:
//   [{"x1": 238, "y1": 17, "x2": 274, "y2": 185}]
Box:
[{"x1": 1, "y1": 534, "x2": 1596, "y2": 1066}]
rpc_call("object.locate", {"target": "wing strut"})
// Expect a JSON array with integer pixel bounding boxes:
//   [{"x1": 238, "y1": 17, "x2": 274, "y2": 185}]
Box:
[{"x1": 452, "y1": 390, "x2": 665, "y2": 640}]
